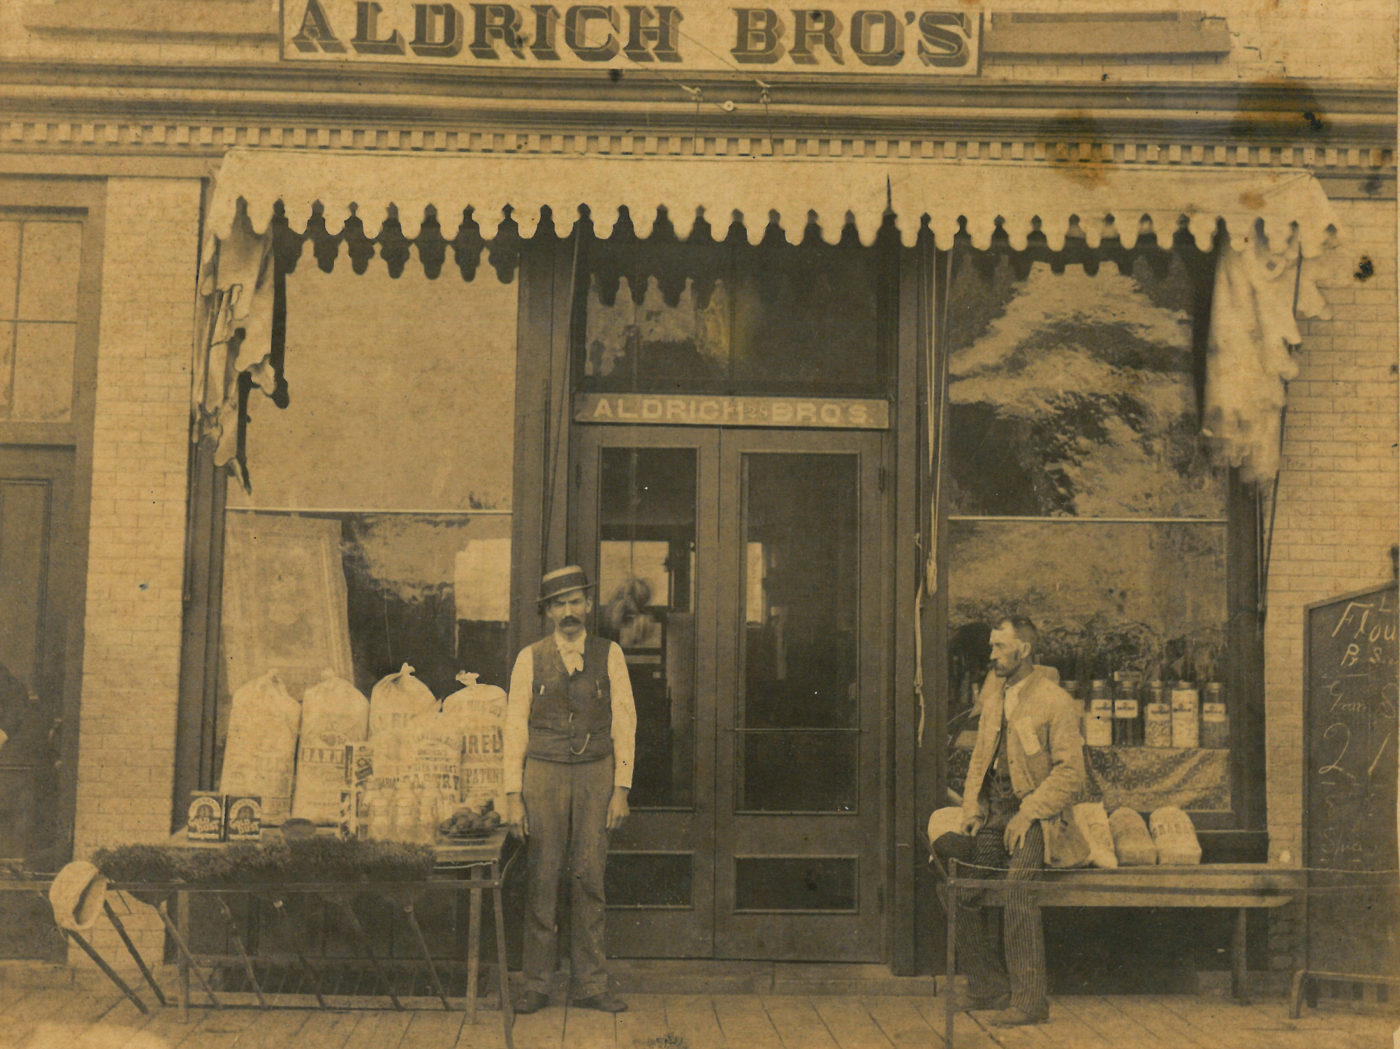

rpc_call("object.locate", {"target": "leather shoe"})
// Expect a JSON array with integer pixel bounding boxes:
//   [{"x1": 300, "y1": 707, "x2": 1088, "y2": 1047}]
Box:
[
  {"x1": 513, "y1": 990, "x2": 550, "y2": 1015},
  {"x1": 987, "y1": 1006, "x2": 1048, "y2": 1027},
  {"x1": 954, "y1": 991, "x2": 1011, "y2": 1012},
  {"x1": 571, "y1": 992, "x2": 628, "y2": 1013}
]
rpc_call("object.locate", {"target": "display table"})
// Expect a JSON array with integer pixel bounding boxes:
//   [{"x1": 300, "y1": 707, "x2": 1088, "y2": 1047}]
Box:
[
  {"x1": 939, "y1": 859, "x2": 1302, "y2": 1048},
  {"x1": 92, "y1": 829, "x2": 518, "y2": 1049}
]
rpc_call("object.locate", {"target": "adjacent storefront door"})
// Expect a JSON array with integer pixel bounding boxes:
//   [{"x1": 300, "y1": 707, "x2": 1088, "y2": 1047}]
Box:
[{"x1": 574, "y1": 425, "x2": 885, "y2": 961}]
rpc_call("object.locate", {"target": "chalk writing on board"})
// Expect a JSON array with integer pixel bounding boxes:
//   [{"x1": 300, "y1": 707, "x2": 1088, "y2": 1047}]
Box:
[{"x1": 1303, "y1": 584, "x2": 1399, "y2": 979}]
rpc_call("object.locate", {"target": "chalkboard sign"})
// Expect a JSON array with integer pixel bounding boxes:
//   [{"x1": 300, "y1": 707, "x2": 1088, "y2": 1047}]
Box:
[{"x1": 1301, "y1": 583, "x2": 1399, "y2": 981}]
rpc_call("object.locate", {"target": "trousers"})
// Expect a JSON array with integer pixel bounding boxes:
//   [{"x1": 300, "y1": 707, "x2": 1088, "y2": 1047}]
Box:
[
  {"x1": 521, "y1": 755, "x2": 612, "y2": 998},
  {"x1": 934, "y1": 811, "x2": 1047, "y2": 1017}
]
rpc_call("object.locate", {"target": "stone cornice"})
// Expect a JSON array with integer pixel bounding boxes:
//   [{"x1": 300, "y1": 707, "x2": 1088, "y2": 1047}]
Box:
[{"x1": 0, "y1": 60, "x2": 1393, "y2": 173}]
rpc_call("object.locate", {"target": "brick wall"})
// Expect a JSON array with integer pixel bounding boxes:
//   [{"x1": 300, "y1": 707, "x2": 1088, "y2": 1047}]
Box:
[
  {"x1": 72, "y1": 177, "x2": 203, "y2": 964},
  {"x1": 1262, "y1": 195, "x2": 1399, "y2": 969}
]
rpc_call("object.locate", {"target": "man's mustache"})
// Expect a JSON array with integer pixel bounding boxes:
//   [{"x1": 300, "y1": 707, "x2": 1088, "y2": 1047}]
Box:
[{"x1": 560, "y1": 616, "x2": 583, "y2": 626}]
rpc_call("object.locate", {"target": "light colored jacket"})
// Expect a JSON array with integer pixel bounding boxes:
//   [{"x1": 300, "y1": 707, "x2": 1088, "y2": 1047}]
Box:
[{"x1": 961, "y1": 667, "x2": 1089, "y2": 868}]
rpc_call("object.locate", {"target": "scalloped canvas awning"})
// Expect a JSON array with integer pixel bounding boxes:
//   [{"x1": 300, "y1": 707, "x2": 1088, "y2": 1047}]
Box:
[
  {"x1": 208, "y1": 147, "x2": 1340, "y2": 254},
  {"x1": 195, "y1": 147, "x2": 1343, "y2": 489}
]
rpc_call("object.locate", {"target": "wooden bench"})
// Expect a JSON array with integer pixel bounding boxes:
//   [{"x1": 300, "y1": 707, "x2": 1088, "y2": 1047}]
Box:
[{"x1": 939, "y1": 860, "x2": 1303, "y2": 1047}]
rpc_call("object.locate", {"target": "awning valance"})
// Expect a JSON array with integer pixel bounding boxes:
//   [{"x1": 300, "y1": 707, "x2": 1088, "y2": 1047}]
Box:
[
  {"x1": 207, "y1": 148, "x2": 1341, "y2": 256},
  {"x1": 196, "y1": 147, "x2": 1344, "y2": 492}
]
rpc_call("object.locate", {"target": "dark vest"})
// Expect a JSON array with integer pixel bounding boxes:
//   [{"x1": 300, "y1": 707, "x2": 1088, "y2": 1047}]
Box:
[{"x1": 525, "y1": 634, "x2": 614, "y2": 764}]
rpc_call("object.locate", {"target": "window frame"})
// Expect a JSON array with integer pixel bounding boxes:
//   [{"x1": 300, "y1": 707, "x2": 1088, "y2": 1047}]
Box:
[{"x1": 930, "y1": 240, "x2": 1266, "y2": 856}]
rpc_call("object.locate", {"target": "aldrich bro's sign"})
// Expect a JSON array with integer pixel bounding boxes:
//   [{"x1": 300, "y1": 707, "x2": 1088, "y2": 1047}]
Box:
[{"x1": 282, "y1": 2, "x2": 981, "y2": 74}]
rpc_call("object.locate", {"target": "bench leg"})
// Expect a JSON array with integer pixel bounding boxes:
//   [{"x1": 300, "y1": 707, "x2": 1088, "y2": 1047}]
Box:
[{"x1": 1231, "y1": 907, "x2": 1248, "y2": 1003}]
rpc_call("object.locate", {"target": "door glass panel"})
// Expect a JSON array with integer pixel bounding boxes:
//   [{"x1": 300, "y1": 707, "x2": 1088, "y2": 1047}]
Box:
[
  {"x1": 597, "y1": 447, "x2": 697, "y2": 808},
  {"x1": 738, "y1": 453, "x2": 859, "y2": 813}
]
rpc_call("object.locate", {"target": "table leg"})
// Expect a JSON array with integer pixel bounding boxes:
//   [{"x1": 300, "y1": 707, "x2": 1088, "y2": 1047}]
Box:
[
  {"x1": 266, "y1": 896, "x2": 326, "y2": 1009},
  {"x1": 176, "y1": 891, "x2": 189, "y2": 1020},
  {"x1": 1231, "y1": 907, "x2": 1248, "y2": 1003},
  {"x1": 946, "y1": 860, "x2": 957, "y2": 1049},
  {"x1": 333, "y1": 899, "x2": 403, "y2": 1011},
  {"x1": 104, "y1": 900, "x2": 167, "y2": 1007},
  {"x1": 63, "y1": 928, "x2": 149, "y2": 1015},
  {"x1": 159, "y1": 894, "x2": 220, "y2": 1012},
  {"x1": 466, "y1": 868, "x2": 482, "y2": 1025},
  {"x1": 491, "y1": 863, "x2": 515, "y2": 1049},
  {"x1": 214, "y1": 896, "x2": 267, "y2": 1009},
  {"x1": 402, "y1": 900, "x2": 452, "y2": 1010}
]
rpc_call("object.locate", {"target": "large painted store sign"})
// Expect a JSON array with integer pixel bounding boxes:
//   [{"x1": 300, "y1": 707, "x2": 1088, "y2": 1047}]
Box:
[{"x1": 281, "y1": 2, "x2": 981, "y2": 74}]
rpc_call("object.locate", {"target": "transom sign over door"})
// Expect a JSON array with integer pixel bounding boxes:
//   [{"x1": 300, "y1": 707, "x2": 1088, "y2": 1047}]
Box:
[{"x1": 573, "y1": 425, "x2": 886, "y2": 961}]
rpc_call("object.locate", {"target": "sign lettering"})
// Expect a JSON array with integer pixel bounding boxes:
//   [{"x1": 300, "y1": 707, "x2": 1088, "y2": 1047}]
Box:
[
  {"x1": 282, "y1": 2, "x2": 981, "y2": 73},
  {"x1": 574, "y1": 393, "x2": 888, "y2": 429}
]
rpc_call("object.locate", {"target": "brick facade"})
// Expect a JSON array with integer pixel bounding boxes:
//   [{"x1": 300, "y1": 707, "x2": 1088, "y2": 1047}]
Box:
[
  {"x1": 1261, "y1": 196, "x2": 1399, "y2": 972},
  {"x1": 71, "y1": 177, "x2": 203, "y2": 961}
]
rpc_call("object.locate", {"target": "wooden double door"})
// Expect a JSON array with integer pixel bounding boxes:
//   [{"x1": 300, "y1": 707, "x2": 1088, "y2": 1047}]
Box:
[{"x1": 573, "y1": 426, "x2": 886, "y2": 961}]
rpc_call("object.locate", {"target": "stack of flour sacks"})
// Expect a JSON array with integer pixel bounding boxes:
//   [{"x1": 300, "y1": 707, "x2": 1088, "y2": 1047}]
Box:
[
  {"x1": 219, "y1": 665, "x2": 507, "y2": 842},
  {"x1": 925, "y1": 802, "x2": 1203, "y2": 867}
]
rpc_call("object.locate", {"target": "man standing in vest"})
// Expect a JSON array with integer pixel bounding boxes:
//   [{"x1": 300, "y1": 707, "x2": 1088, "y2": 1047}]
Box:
[{"x1": 504, "y1": 566, "x2": 637, "y2": 1015}]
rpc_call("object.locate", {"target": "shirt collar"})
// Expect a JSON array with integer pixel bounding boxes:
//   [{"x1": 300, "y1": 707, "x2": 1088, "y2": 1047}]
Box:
[{"x1": 555, "y1": 630, "x2": 587, "y2": 655}]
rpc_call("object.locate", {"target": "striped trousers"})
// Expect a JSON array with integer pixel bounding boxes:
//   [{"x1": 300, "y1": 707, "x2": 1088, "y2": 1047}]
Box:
[{"x1": 934, "y1": 817, "x2": 1047, "y2": 1017}]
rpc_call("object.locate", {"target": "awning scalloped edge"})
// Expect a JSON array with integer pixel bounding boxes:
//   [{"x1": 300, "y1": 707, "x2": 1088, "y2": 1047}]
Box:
[{"x1": 206, "y1": 149, "x2": 1343, "y2": 257}]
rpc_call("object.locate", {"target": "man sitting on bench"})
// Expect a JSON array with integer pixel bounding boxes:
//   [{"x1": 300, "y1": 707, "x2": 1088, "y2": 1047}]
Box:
[{"x1": 931, "y1": 615, "x2": 1088, "y2": 1028}]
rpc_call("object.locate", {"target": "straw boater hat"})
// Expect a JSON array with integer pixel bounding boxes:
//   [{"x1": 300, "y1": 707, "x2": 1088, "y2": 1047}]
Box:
[
  {"x1": 538, "y1": 565, "x2": 596, "y2": 610},
  {"x1": 48, "y1": 861, "x2": 108, "y2": 934}
]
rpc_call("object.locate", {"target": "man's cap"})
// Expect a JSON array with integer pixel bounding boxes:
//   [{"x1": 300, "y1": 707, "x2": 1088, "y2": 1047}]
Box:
[{"x1": 539, "y1": 565, "x2": 596, "y2": 609}]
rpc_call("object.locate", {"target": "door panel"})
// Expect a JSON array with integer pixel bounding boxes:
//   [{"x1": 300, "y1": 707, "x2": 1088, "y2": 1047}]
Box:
[
  {"x1": 714, "y1": 430, "x2": 884, "y2": 960},
  {"x1": 574, "y1": 426, "x2": 885, "y2": 961},
  {"x1": 575, "y1": 428, "x2": 718, "y2": 957},
  {"x1": 0, "y1": 448, "x2": 74, "y2": 959}
]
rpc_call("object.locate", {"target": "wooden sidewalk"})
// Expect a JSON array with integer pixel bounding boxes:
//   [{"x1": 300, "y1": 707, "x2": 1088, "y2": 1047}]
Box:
[{"x1": 1, "y1": 983, "x2": 1395, "y2": 1049}]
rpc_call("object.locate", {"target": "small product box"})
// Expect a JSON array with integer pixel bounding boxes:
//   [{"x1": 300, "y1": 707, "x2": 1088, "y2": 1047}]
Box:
[
  {"x1": 186, "y1": 791, "x2": 225, "y2": 841},
  {"x1": 224, "y1": 795, "x2": 263, "y2": 841}
]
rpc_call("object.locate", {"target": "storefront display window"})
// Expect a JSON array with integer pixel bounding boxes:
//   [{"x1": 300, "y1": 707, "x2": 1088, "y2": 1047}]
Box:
[
  {"x1": 214, "y1": 256, "x2": 517, "y2": 783},
  {"x1": 943, "y1": 250, "x2": 1242, "y2": 821}
]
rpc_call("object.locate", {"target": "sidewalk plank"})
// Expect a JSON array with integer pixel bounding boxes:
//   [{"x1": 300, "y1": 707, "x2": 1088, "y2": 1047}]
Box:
[
  {"x1": 400, "y1": 1008, "x2": 467, "y2": 1049},
  {"x1": 340, "y1": 1008, "x2": 413, "y2": 1049},
  {"x1": 1054, "y1": 995, "x2": 1171, "y2": 1046},
  {"x1": 1111, "y1": 997, "x2": 1212, "y2": 1047},
  {"x1": 908, "y1": 996, "x2": 1002, "y2": 1049},
  {"x1": 810, "y1": 997, "x2": 893, "y2": 1049},
  {"x1": 760, "y1": 996, "x2": 839, "y2": 1049},
  {"x1": 663, "y1": 995, "x2": 724, "y2": 1049},
  {"x1": 291, "y1": 1011, "x2": 365, "y2": 1049},
  {"x1": 614, "y1": 993, "x2": 670, "y2": 1049},
  {"x1": 9, "y1": 991, "x2": 127, "y2": 1048},
  {"x1": 505, "y1": 1000, "x2": 565, "y2": 1049},
  {"x1": 233, "y1": 1010, "x2": 315, "y2": 1049},
  {"x1": 562, "y1": 1002, "x2": 617, "y2": 1049},
  {"x1": 861, "y1": 996, "x2": 940, "y2": 1048},
  {"x1": 713, "y1": 995, "x2": 783, "y2": 1049}
]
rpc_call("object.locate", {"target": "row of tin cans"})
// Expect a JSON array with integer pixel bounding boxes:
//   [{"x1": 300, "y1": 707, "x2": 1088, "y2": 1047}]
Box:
[{"x1": 187, "y1": 791, "x2": 263, "y2": 842}]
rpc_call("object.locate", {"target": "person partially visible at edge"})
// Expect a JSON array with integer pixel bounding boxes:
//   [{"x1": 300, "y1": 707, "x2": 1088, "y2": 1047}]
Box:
[
  {"x1": 931, "y1": 615, "x2": 1088, "y2": 1028},
  {"x1": 503, "y1": 566, "x2": 637, "y2": 1015}
]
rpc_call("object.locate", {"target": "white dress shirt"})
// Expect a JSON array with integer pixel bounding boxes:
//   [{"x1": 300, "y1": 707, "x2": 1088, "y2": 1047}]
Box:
[{"x1": 502, "y1": 630, "x2": 638, "y2": 793}]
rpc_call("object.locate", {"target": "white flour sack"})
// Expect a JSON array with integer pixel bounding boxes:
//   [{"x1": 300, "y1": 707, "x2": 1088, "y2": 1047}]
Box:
[
  {"x1": 369, "y1": 664, "x2": 437, "y2": 741},
  {"x1": 443, "y1": 672, "x2": 507, "y2": 811},
  {"x1": 220, "y1": 670, "x2": 302, "y2": 823},
  {"x1": 1108, "y1": 807, "x2": 1159, "y2": 867},
  {"x1": 403, "y1": 706, "x2": 465, "y2": 798},
  {"x1": 1149, "y1": 805, "x2": 1203, "y2": 865},
  {"x1": 291, "y1": 670, "x2": 370, "y2": 824}
]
